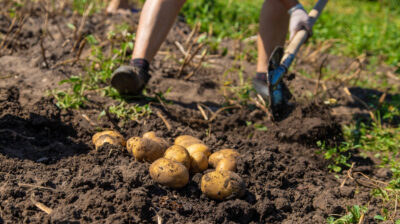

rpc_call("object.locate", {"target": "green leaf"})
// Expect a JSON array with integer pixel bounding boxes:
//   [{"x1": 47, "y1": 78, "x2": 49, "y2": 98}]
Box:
[
  {"x1": 374, "y1": 215, "x2": 385, "y2": 221},
  {"x1": 67, "y1": 23, "x2": 76, "y2": 31},
  {"x1": 86, "y1": 34, "x2": 98, "y2": 45},
  {"x1": 333, "y1": 166, "x2": 342, "y2": 173}
]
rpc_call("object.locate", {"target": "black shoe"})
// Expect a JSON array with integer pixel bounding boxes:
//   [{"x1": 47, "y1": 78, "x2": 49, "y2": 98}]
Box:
[{"x1": 110, "y1": 65, "x2": 151, "y2": 95}]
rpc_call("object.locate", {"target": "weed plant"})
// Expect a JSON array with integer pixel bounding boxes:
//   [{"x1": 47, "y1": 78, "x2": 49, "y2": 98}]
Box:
[
  {"x1": 53, "y1": 23, "x2": 153, "y2": 123},
  {"x1": 319, "y1": 94, "x2": 400, "y2": 222}
]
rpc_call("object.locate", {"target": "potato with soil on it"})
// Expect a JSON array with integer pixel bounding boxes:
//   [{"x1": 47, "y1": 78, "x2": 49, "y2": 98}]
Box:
[
  {"x1": 186, "y1": 143, "x2": 211, "y2": 158},
  {"x1": 150, "y1": 158, "x2": 189, "y2": 189},
  {"x1": 201, "y1": 170, "x2": 245, "y2": 200},
  {"x1": 92, "y1": 130, "x2": 126, "y2": 150},
  {"x1": 215, "y1": 157, "x2": 237, "y2": 172},
  {"x1": 127, "y1": 137, "x2": 166, "y2": 162},
  {"x1": 175, "y1": 136, "x2": 211, "y2": 156},
  {"x1": 174, "y1": 135, "x2": 203, "y2": 148},
  {"x1": 143, "y1": 131, "x2": 169, "y2": 149},
  {"x1": 190, "y1": 151, "x2": 208, "y2": 173},
  {"x1": 209, "y1": 149, "x2": 240, "y2": 171},
  {"x1": 164, "y1": 145, "x2": 191, "y2": 169}
]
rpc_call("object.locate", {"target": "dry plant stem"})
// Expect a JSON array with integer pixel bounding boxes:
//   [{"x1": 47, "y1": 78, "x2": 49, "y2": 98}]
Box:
[
  {"x1": 174, "y1": 41, "x2": 188, "y2": 57},
  {"x1": 55, "y1": 21, "x2": 66, "y2": 40},
  {"x1": 82, "y1": 114, "x2": 97, "y2": 126},
  {"x1": 178, "y1": 43, "x2": 205, "y2": 77},
  {"x1": 208, "y1": 105, "x2": 241, "y2": 123},
  {"x1": 378, "y1": 92, "x2": 387, "y2": 107},
  {"x1": 75, "y1": 39, "x2": 87, "y2": 61},
  {"x1": 157, "y1": 214, "x2": 162, "y2": 224},
  {"x1": 184, "y1": 49, "x2": 208, "y2": 80},
  {"x1": 198, "y1": 103, "x2": 214, "y2": 114},
  {"x1": 9, "y1": 16, "x2": 29, "y2": 51},
  {"x1": 18, "y1": 183, "x2": 55, "y2": 191},
  {"x1": 31, "y1": 196, "x2": 53, "y2": 215},
  {"x1": 0, "y1": 17, "x2": 18, "y2": 51},
  {"x1": 44, "y1": 12, "x2": 55, "y2": 41},
  {"x1": 313, "y1": 55, "x2": 328, "y2": 97},
  {"x1": 197, "y1": 104, "x2": 208, "y2": 120},
  {"x1": 250, "y1": 94, "x2": 272, "y2": 120},
  {"x1": 185, "y1": 22, "x2": 200, "y2": 49},
  {"x1": 156, "y1": 111, "x2": 171, "y2": 131},
  {"x1": 386, "y1": 71, "x2": 400, "y2": 81},
  {"x1": 40, "y1": 36, "x2": 49, "y2": 68},
  {"x1": 391, "y1": 194, "x2": 398, "y2": 222},
  {"x1": 0, "y1": 74, "x2": 13, "y2": 80},
  {"x1": 358, "y1": 213, "x2": 365, "y2": 224},
  {"x1": 343, "y1": 87, "x2": 377, "y2": 123},
  {"x1": 53, "y1": 58, "x2": 76, "y2": 68},
  {"x1": 73, "y1": 2, "x2": 93, "y2": 51},
  {"x1": 340, "y1": 162, "x2": 355, "y2": 188}
]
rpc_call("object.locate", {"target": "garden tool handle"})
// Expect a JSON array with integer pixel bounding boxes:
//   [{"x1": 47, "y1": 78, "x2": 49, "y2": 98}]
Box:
[{"x1": 281, "y1": 0, "x2": 328, "y2": 69}]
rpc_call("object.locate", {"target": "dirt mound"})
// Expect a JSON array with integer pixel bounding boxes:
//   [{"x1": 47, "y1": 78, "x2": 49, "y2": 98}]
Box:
[
  {"x1": 270, "y1": 103, "x2": 343, "y2": 145},
  {"x1": 0, "y1": 87, "x2": 376, "y2": 223},
  {"x1": 0, "y1": 2, "x2": 383, "y2": 223}
]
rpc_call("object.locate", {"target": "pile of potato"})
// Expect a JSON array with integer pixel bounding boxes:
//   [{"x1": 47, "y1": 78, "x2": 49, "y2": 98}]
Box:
[{"x1": 92, "y1": 130, "x2": 245, "y2": 200}]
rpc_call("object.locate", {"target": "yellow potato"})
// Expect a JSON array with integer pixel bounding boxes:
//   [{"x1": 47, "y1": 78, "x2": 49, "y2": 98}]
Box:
[
  {"x1": 164, "y1": 145, "x2": 191, "y2": 169},
  {"x1": 150, "y1": 158, "x2": 189, "y2": 189},
  {"x1": 174, "y1": 135, "x2": 203, "y2": 148},
  {"x1": 186, "y1": 143, "x2": 211, "y2": 158},
  {"x1": 126, "y1": 137, "x2": 165, "y2": 162},
  {"x1": 93, "y1": 135, "x2": 120, "y2": 150},
  {"x1": 201, "y1": 170, "x2": 245, "y2": 200},
  {"x1": 92, "y1": 130, "x2": 126, "y2": 147},
  {"x1": 190, "y1": 151, "x2": 208, "y2": 173},
  {"x1": 208, "y1": 149, "x2": 240, "y2": 168},
  {"x1": 143, "y1": 131, "x2": 169, "y2": 149},
  {"x1": 215, "y1": 158, "x2": 237, "y2": 172},
  {"x1": 142, "y1": 131, "x2": 157, "y2": 139}
]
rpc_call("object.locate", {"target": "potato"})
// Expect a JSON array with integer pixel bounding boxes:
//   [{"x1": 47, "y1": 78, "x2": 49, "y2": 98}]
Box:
[
  {"x1": 186, "y1": 143, "x2": 211, "y2": 158},
  {"x1": 143, "y1": 131, "x2": 169, "y2": 149},
  {"x1": 174, "y1": 135, "x2": 203, "y2": 148},
  {"x1": 92, "y1": 130, "x2": 126, "y2": 147},
  {"x1": 215, "y1": 158, "x2": 237, "y2": 172},
  {"x1": 142, "y1": 131, "x2": 157, "y2": 139},
  {"x1": 190, "y1": 151, "x2": 208, "y2": 173},
  {"x1": 209, "y1": 149, "x2": 240, "y2": 168},
  {"x1": 150, "y1": 158, "x2": 189, "y2": 188},
  {"x1": 93, "y1": 135, "x2": 120, "y2": 150},
  {"x1": 164, "y1": 145, "x2": 191, "y2": 169},
  {"x1": 127, "y1": 137, "x2": 165, "y2": 162},
  {"x1": 201, "y1": 170, "x2": 245, "y2": 200}
]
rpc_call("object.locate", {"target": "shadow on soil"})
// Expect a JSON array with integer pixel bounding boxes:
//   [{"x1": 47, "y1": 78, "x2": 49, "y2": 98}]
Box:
[
  {"x1": 347, "y1": 87, "x2": 400, "y2": 125},
  {"x1": 0, "y1": 113, "x2": 89, "y2": 163}
]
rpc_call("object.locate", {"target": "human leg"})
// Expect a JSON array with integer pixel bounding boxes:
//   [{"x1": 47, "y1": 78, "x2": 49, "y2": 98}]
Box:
[
  {"x1": 106, "y1": 0, "x2": 130, "y2": 14},
  {"x1": 111, "y1": 0, "x2": 186, "y2": 95},
  {"x1": 256, "y1": 0, "x2": 289, "y2": 73},
  {"x1": 133, "y1": 0, "x2": 187, "y2": 62}
]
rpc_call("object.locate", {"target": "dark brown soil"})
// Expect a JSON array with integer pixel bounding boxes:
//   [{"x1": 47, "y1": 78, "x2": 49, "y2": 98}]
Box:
[{"x1": 0, "y1": 2, "x2": 395, "y2": 224}]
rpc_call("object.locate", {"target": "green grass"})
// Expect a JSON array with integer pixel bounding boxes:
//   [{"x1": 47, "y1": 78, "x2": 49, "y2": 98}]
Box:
[
  {"x1": 318, "y1": 94, "x2": 400, "y2": 222},
  {"x1": 327, "y1": 205, "x2": 368, "y2": 224},
  {"x1": 181, "y1": 0, "x2": 400, "y2": 68},
  {"x1": 182, "y1": 0, "x2": 263, "y2": 39},
  {"x1": 310, "y1": 0, "x2": 400, "y2": 66}
]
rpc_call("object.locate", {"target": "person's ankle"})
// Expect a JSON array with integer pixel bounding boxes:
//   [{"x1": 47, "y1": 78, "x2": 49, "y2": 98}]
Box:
[
  {"x1": 131, "y1": 58, "x2": 151, "y2": 83},
  {"x1": 255, "y1": 72, "x2": 267, "y2": 81},
  {"x1": 131, "y1": 58, "x2": 149, "y2": 72}
]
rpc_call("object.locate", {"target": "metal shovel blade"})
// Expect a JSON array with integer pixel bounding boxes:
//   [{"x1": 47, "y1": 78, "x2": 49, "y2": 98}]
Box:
[{"x1": 253, "y1": 46, "x2": 286, "y2": 110}]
